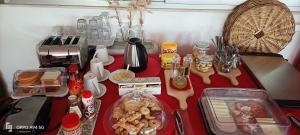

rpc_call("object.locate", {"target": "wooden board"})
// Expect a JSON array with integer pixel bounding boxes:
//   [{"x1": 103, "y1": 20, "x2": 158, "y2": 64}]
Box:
[
  {"x1": 164, "y1": 70, "x2": 194, "y2": 110},
  {"x1": 190, "y1": 63, "x2": 215, "y2": 85},
  {"x1": 214, "y1": 65, "x2": 241, "y2": 86}
]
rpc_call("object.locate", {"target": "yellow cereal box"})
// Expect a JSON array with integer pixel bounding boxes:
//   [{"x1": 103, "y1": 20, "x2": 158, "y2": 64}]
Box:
[
  {"x1": 161, "y1": 53, "x2": 179, "y2": 69},
  {"x1": 161, "y1": 42, "x2": 177, "y2": 54},
  {"x1": 161, "y1": 42, "x2": 178, "y2": 69}
]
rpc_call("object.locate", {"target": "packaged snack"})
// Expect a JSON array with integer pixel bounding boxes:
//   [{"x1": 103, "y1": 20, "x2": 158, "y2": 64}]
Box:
[
  {"x1": 161, "y1": 42, "x2": 177, "y2": 54},
  {"x1": 161, "y1": 53, "x2": 179, "y2": 69},
  {"x1": 161, "y1": 42, "x2": 178, "y2": 69}
]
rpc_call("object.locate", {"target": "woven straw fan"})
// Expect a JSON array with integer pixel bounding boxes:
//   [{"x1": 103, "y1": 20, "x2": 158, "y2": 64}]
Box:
[{"x1": 223, "y1": 0, "x2": 295, "y2": 53}]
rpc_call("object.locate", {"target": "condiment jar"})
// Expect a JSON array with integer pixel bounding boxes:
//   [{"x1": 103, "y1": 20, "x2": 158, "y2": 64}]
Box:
[
  {"x1": 62, "y1": 113, "x2": 82, "y2": 135},
  {"x1": 171, "y1": 55, "x2": 180, "y2": 79},
  {"x1": 192, "y1": 42, "x2": 209, "y2": 58},
  {"x1": 183, "y1": 54, "x2": 193, "y2": 77},
  {"x1": 68, "y1": 64, "x2": 83, "y2": 96},
  {"x1": 196, "y1": 55, "x2": 213, "y2": 73},
  {"x1": 82, "y1": 90, "x2": 95, "y2": 120},
  {"x1": 68, "y1": 95, "x2": 83, "y2": 119},
  {"x1": 172, "y1": 66, "x2": 188, "y2": 89}
]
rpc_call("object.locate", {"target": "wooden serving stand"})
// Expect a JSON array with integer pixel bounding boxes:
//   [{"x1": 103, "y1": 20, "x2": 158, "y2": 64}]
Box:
[
  {"x1": 164, "y1": 70, "x2": 194, "y2": 110},
  {"x1": 214, "y1": 64, "x2": 241, "y2": 86},
  {"x1": 190, "y1": 63, "x2": 215, "y2": 85}
]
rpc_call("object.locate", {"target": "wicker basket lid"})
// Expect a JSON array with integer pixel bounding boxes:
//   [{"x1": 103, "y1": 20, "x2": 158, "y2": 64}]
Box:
[{"x1": 223, "y1": 0, "x2": 295, "y2": 53}]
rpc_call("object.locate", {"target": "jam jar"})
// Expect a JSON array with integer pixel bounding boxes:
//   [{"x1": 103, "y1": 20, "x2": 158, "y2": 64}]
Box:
[{"x1": 62, "y1": 113, "x2": 82, "y2": 135}]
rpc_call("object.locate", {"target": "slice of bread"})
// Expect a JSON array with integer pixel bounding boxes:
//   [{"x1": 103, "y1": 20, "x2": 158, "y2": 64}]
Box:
[{"x1": 41, "y1": 71, "x2": 61, "y2": 86}]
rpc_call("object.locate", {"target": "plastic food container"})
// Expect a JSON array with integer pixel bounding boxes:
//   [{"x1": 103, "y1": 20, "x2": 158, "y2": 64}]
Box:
[
  {"x1": 12, "y1": 67, "x2": 68, "y2": 99},
  {"x1": 104, "y1": 92, "x2": 170, "y2": 135},
  {"x1": 200, "y1": 88, "x2": 290, "y2": 135}
]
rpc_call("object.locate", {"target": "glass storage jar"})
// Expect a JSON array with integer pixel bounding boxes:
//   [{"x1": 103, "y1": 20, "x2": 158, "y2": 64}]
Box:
[{"x1": 196, "y1": 55, "x2": 213, "y2": 73}]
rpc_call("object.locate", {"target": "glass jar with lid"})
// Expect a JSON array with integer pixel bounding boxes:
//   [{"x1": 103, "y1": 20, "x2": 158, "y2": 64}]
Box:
[
  {"x1": 192, "y1": 42, "x2": 210, "y2": 58},
  {"x1": 68, "y1": 95, "x2": 83, "y2": 119},
  {"x1": 196, "y1": 55, "x2": 213, "y2": 73}
]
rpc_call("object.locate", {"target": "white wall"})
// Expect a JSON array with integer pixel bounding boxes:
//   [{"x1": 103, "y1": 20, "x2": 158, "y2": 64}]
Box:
[{"x1": 0, "y1": 4, "x2": 300, "y2": 92}]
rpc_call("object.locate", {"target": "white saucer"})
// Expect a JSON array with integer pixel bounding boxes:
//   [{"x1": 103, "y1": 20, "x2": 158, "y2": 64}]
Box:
[
  {"x1": 109, "y1": 69, "x2": 135, "y2": 84},
  {"x1": 103, "y1": 55, "x2": 115, "y2": 66},
  {"x1": 94, "y1": 83, "x2": 107, "y2": 98},
  {"x1": 97, "y1": 69, "x2": 110, "y2": 82}
]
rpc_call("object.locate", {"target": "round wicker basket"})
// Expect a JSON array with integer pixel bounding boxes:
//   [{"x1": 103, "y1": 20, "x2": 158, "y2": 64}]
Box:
[{"x1": 223, "y1": 0, "x2": 295, "y2": 53}]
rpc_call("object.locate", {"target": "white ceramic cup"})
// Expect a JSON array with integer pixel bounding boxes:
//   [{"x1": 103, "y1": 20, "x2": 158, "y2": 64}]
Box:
[
  {"x1": 93, "y1": 45, "x2": 109, "y2": 62},
  {"x1": 83, "y1": 72, "x2": 101, "y2": 96},
  {"x1": 90, "y1": 58, "x2": 104, "y2": 79}
]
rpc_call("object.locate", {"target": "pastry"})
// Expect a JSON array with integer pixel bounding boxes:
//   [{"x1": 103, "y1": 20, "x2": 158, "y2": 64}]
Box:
[
  {"x1": 40, "y1": 71, "x2": 61, "y2": 86},
  {"x1": 17, "y1": 71, "x2": 41, "y2": 87},
  {"x1": 111, "y1": 96, "x2": 164, "y2": 135}
]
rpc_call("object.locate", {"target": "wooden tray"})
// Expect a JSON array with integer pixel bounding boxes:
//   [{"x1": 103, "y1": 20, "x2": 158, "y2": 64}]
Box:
[
  {"x1": 190, "y1": 63, "x2": 215, "y2": 85},
  {"x1": 164, "y1": 70, "x2": 194, "y2": 110},
  {"x1": 214, "y1": 65, "x2": 241, "y2": 86},
  {"x1": 57, "y1": 100, "x2": 102, "y2": 135}
]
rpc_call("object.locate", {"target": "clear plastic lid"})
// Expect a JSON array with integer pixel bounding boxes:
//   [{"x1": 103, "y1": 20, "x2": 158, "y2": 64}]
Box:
[
  {"x1": 201, "y1": 88, "x2": 290, "y2": 135},
  {"x1": 12, "y1": 67, "x2": 68, "y2": 99},
  {"x1": 105, "y1": 92, "x2": 167, "y2": 135}
]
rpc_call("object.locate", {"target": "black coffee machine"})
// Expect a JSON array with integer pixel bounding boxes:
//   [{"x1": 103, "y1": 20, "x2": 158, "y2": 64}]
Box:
[{"x1": 124, "y1": 38, "x2": 148, "y2": 72}]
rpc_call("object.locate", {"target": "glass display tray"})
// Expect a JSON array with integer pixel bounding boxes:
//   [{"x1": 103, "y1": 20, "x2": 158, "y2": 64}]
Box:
[
  {"x1": 12, "y1": 67, "x2": 68, "y2": 99},
  {"x1": 200, "y1": 88, "x2": 290, "y2": 135}
]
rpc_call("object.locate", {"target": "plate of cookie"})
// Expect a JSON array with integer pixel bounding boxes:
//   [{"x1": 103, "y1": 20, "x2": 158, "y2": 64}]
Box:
[
  {"x1": 103, "y1": 92, "x2": 174, "y2": 135},
  {"x1": 109, "y1": 69, "x2": 135, "y2": 84}
]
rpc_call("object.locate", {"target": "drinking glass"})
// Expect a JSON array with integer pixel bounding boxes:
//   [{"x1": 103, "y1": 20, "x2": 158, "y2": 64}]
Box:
[
  {"x1": 100, "y1": 27, "x2": 111, "y2": 44},
  {"x1": 87, "y1": 18, "x2": 100, "y2": 45},
  {"x1": 89, "y1": 18, "x2": 98, "y2": 29},
  {"x1": 99, "y1": 12, "x2": 111, "y2": 32},
  {"x1": 98, "y1": 12, "x2": 112, "y2": 45},
  {"x1": 127, "y1": 25, "x2": 144, "y2": 42},
  {"x1": 77, "y1": 19, "x2": 87, "y2": 36},
  {"x1": 87, "y1": 28, "x2": 99, "y2": 45}
]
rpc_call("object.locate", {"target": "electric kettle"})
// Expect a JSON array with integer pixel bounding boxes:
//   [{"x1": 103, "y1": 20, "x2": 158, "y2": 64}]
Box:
[{"x1": 124, "y1": 38, "x2": 148, "y2": 72}]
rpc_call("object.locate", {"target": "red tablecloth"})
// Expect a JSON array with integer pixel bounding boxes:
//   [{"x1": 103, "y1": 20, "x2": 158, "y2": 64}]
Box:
[{"x1": 42, "y1": 55, "x2": 300, "y2": 135}]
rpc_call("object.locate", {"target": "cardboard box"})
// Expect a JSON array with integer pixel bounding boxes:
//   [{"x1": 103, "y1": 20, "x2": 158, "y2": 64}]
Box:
[{"x1": 118, "y1": 77, "x2": 161, "y2": 95}]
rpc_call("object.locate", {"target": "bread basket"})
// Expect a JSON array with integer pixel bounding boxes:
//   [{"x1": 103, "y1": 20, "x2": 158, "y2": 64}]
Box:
[{"x1": 223, "y1": 0, "x2": 295, "y2": 53}]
